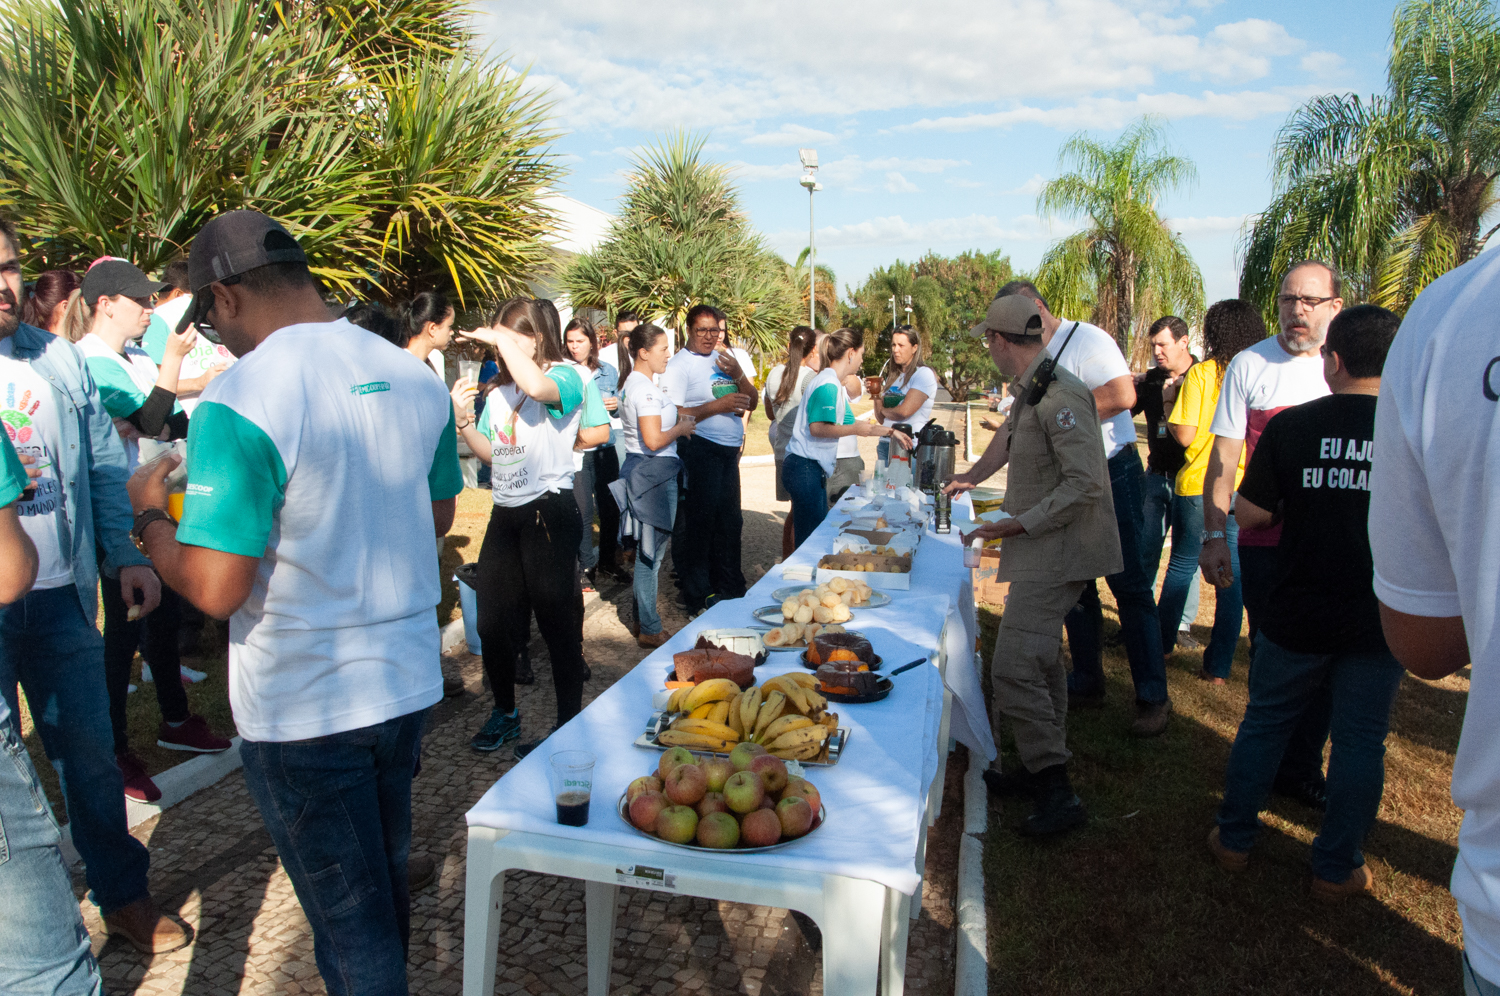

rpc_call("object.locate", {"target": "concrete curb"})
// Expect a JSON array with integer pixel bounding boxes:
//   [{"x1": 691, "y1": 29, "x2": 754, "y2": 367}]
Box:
[
  {"x1": 740, "y1": 454, "x2": 775, "y2": 466},
  {"x1": 955, "y1": 741, "x2": 989, "y2": 996}
]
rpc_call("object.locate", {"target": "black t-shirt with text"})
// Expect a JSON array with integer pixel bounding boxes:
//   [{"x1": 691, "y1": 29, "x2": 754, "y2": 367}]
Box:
[
  {"x1": 1134, "y1": 364, "x2": 1191, "y2": 476},
  {"x1": 1237, "y1": 394, "x2": 1386, "y2": 654}
]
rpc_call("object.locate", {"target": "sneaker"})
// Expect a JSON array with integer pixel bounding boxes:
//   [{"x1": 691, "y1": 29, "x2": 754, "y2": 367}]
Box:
[
  {"x1": 140, "y1": 663, "x2": 194, "y2": 687},
  {"x1": 581, "y1": 569, "x2": 597, "y2": 594},
  {"x1": 117, "y1": 752, "x2": 162, "y2": 803},
  {"x1": 1273, "y1": 774, "x2": 1328, "y2": 811},
  {"x1": 513, "y1": 725, "x2": 560, "y2": 761},
  {"x1": 1130, "y1": 699, "x2": 1173, "y2": 738},
  {"x1": 1176, "y1": 631, "x2": 1202, "y2": 651},
  {"x1": 1207, "y1": 826, "x2": 1248, "y2": 872},
  {"x1": 1310, "y1": 864, "x2": 1374, "y2": 902},
  {"x1": 180, "y1": 665, "x2": 208, "y2": 683},
  {"x1": 471, "y1": 709, "x2": 522, "y2": 753},
  {"x1": 157, "y1": 715, "x2": 232, "y2": 753},
  {"x1": 514, "y1": 649, "x2": 535, "y2": 686}
]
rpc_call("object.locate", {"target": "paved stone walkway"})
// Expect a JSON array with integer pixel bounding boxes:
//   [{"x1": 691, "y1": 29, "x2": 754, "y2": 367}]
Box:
[{"x1": 74, "y1": 464, "x2": 964, "y2": 996}]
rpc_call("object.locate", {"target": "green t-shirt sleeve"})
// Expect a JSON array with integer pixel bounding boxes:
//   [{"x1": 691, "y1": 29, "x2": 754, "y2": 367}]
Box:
[
  {"x1": 476, "y1": 402, "x2": 493, "y2": 440},
  {"x1": 0, "y1": 434, "x2": 27, "y2": 507},
  {"x1": 86, "y1": 356, "x2": 148, "y2": 418},
  {"x1": 804, "y1": 382, "x2": 842, "y2": 424},
  {"x1": 545, "y1": 365, "x2": 583, "y2": 419},
  {"x1": 580, "y1": 379, "x2": 609, "y2": 428},
  {"x1": 142, "y1": 317, "x2": 168, "y2": 365},
  {"x1": 175, "y1": 401, "x2": 286, "y2": 558},
  {"x1": 428, "y1": 403, "x2": 464, "y2": 500}
]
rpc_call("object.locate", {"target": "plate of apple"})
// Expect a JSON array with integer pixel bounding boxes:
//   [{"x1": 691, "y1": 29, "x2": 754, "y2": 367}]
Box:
[{"x1": 618, "y1": 742, "x2": 826, "y2": 852}]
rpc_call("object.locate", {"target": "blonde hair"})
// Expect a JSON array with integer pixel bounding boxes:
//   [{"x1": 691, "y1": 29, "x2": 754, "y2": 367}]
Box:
[
  {"x1": 60, "y1": 289, "x2": 94, "y2": 343},
  {"x1": 817, "y1": 327, "x2": 863, "y2": 369},
  {"x1": 882, "y1": 325, "x2": 925, "y2": 390}
]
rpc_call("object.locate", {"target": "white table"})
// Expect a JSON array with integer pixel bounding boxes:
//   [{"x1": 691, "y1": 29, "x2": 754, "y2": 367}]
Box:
[{"x1": 463, "y1": 492, "x2": 974, "y2": 995}]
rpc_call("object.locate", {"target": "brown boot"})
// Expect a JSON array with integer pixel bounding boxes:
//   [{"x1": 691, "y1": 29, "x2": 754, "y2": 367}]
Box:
[
  {"x1": 637, "y1": 630, "x2": 670, "y2": 649},
  {"x1": 1206, "y1": 827, "x2": 1248, "y2": 872},
  {"x1": 1310, "y1": 864, "x2": 1373, "y2": 902},
  {"x1": 104, "y1": 897, "x2": 192, "y2": 954}
]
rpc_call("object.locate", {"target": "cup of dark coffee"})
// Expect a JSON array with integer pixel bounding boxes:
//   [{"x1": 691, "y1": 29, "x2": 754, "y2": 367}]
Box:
[{"x1": 548, "y1": 750, "x2": 595, "y2": 827}]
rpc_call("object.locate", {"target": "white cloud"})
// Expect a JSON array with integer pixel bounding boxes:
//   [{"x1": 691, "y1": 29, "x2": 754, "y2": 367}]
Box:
[
  {"x1": 770, "y1": 213, "x2": 1050, "y2": 251},
  {"x1": 475, "y1": 0, "x2": 1315, "y2": 132},
  {"x1": 1300, "y1": 51, "x2": 1346, "y2": 77},
  {"x1": 885, "y1": 172, "x2": 920, "y2": 193},
  {"x1": 1001, "y1": 174, "x2": 1047, "y2": 196},
  {"x1": 1163, "y1": 214, "x2": 1250, "y2": 236},
  {"x1": 731, "y1": 154, "x2": 968, "y2": 186},
  {"x1": 743, "y1": 124, "x2": 841, "y2": 147},
  {"x1": 896, "y1": 86, "x2": 1327, "y2": 133}
]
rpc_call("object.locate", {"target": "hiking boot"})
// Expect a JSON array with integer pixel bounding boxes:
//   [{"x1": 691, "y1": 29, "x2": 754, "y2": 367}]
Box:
[
  {"x1": 981, "y1": 766, "x2": 1039, "y2": 800},
  {"x1": 408, "y1": 853, "x2": 437, "y2": 892},
  {"x1": 471, "y1": 709, "x2": 522, "y2": 753},
  {"x1": 104, "y1": 896, "x2": 191, "y2": 954},
  {"x1": 513, "y1": 725, "x2": 560, "y2": 761},
  {"x1": 1310, "y1": 864, "x2": 1373, "y2": 902},
  {"x1": 1130, "y1": 699, "x2": 1173, "y2": 738},
  {"x1": 157, "y1": 715, "x2": 232, "y2": 753},
  {"x1": 1273, "y1": 774, "x2": 1328, "y2": 811},
  {"x1": 116, "y1": 752, "x2": 161, "y2": 803},
  {"x1": 514, "y1": 648, "x2": 535, "y2": 685},
  {"x1": 1018, "y1": 764, "x2": 1087, "y2": 838},
  {"x1": 1207, "y1": 826, "x2": 1248, "y2": 872},
  {"x1": 637, "y1": 630, "x2": 670, "y2": 650}
]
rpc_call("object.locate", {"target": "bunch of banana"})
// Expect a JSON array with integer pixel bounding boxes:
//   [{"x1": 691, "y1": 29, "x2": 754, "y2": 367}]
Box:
[
  {"x1": 657, "y1": 728, "x2": 737, "y2": 752},
  {"x1": 759, "y1": 673, "x2": 828, "y2": 719},
  {"x1": 766, "y1": 724, "x2": 830, "y2": 760},
  {"x1": 665, "y1": 678, "x2": 739, "y2": 715}
]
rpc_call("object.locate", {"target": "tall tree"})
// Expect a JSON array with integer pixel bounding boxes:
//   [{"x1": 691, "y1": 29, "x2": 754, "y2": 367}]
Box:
[
  {"x1": 1035, "y1": 117, "x2": 1204, "y2": 358},
  {"x1": 0, "y1": 0, "x2": 559, "y2": 305},
  {"x1": 913, "y1": 249, "x2": 1018, "y2": 401},
  {"x1": 1240, "y1": 0, "x2": 1500, "y2": 316},
  {"x1": 560, "y1": 131, "x2": 800, "y2": 355},
  {"x1": 842, "y1": 261, "x2": 944, "y2": 376},
  {"x1": 787, "y1": 247, "x2": 839, "y2": 328}
]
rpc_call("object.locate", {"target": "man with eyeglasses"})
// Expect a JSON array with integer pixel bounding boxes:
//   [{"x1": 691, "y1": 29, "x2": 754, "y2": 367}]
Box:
[
  {"x1": 661, "y1": 304, "x2": 757, "y2": 614},
  {"x1": 1200, "y1": 260, "x2": 1342, "y2": 811}
]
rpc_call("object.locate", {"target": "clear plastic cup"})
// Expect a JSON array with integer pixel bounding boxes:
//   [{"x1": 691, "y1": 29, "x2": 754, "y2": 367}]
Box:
[
  {"x1": 963, "y1": 538, "x2": 983, "y2": 569},
  {"x1": 549, "y1": 750, "x2": 595, "y2": 827}
]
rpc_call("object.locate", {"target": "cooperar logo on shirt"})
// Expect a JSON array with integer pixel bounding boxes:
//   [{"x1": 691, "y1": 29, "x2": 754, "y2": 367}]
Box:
[{"x1": 350, "y1": 381, "x2": 391, "y2": 396}]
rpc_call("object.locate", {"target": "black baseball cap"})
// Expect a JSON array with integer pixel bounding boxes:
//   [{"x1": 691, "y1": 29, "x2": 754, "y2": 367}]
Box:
[
  {"x1": 970, "y1": 295, "x2": 1043, "y2": 339},
  {"x1": 80, "y1": 258, "x2": 168, "y2": 303},
  {"x1": 187, "y1": 209, "x2": 306, "y2": 292}
]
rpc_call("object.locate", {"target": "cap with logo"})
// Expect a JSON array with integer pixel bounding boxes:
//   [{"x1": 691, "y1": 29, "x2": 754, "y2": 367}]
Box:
[
  {"x1": 970, "y1": 295, "x2": 1044, "y2": 339},
  {"x1": 80, "y1": 258, "x2": 169, "y2": 303},
  {"x1": 187, "y1": 209, "x2": 307, "y2": 292}
]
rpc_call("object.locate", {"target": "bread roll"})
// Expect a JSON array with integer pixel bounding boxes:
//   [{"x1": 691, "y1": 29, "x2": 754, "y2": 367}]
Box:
[
  {"x1": 828, "y1": 577, "x2": 850, "y2": 593},
  {"x1": 812, "y1": 604, "x2": 833, "y2": 623},
  {"x1": 781, "y1": 598, "x2": 800, "y2": 619},
  {"x1": 765, "y1": 627, "x2": 787, "y2": 647},
  {"x1": 820, "y1": 591, "x2": 842, "y2": 608},
  {"x1": 793, "y1": 604, "x2": 814, "y2": 624},
  {"x1": 803, "y1": 623, "x2": 823, "y2": 640},
  {"x1": 840, "y1": 590, "x2": 855, "y2": 606},
  {"x1": 780, "y1": 623, "x2": 803, "y2": 644},
  {"x1": 831, "y1": 603, "x2": 852, "y2": 623}
]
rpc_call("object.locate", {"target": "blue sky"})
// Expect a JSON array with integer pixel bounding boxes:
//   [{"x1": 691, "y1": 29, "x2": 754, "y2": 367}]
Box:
[{"x1": 475, "y1": 0, "x2": 1401, "y2": 308}]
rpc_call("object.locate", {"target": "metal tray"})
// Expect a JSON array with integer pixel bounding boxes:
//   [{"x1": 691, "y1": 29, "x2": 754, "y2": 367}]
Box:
[
  {"x1": 753, "y1": 604, "x2": 859, "y2": 626},
  {"x1": 633, "y1": 711, "x2": 847, "y2": 766},
  {"x1": 616, "y1": 793, "x2": 827, "y2": 853},
  {"x1": 800, "y1": 650, "x2": 883, "y2": 671},
  {"x1": 770, "y1": 585, "x2": 892, "y2": 608}
]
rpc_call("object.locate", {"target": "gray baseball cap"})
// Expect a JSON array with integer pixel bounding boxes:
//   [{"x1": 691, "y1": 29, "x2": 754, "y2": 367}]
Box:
[
  {"x1": 970, "y1": 295, "x2": 1043, "y2": 339},
  {"x1": 187, "y1": 209, "x2": 306, "y2": 292}
]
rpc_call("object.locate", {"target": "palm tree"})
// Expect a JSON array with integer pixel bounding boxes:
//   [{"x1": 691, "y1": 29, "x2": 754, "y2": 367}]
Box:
[
  {"x1": 1240, "y1": 0, "x2": 1500, "y2": 316},
  {"x1": 843, "y1": 261, "x2": 945, "y2": 376},
  {"x1": 1035, "y1": 117, "x2": 1204, "y2": 357},
  {"x1": 787, "y1": 247, "x2": 839, "y2": 328},
  {"x1": 559, "y1": 131, "x2": 801, "y2": 354}
]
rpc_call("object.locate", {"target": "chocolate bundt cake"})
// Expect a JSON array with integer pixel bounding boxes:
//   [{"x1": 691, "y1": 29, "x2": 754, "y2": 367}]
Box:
[
  {"x1": 809, "y1": 631, "x2": 875, "y2": 666},
  {"x1": 816, "y1": 662, "x2": 882, "y2": 696}
]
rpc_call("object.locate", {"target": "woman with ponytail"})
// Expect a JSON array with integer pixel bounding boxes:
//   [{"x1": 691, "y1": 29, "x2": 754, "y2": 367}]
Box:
[
  {"x1": 785, "y1": 328, "x2": 912, "y2": 547},
  {"x1": 396, "y1": 291, "x2": 455, "y2": 372},
  {"x1": 763, "y1": 325, "x2": 820, "y2": 555},
  {"x1": 616, "y1": 324, "x2": 696, "y2": 648}
]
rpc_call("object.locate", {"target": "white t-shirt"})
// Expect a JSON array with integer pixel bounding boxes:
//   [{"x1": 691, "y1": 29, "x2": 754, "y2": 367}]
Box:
[
  {"x1": 882, "y1": 365, "x2": 938, "y2": 434},
  {"x1": 1047, "y1": 320, "x2": 1133, "y2": 458},
  {"x1": 764, "y1": 363, "x2": 816, "y2": 425},
  {"x1": 619, "y1": 370, "x2": 679, "y2": 457},
  {"x1": 1209, "y1": 334, "x2": 1330, "y2": 546},
  {"x1": 0, "y1": 337, "x2": 71, "y2": 588},
  {"x1": 174, "y1": 319, "x2": 463, "y2": 742},
  {"x1": 76, "y1": 333, "x2": 180, "y2": 471},
  {"x1": 788, "y1": 368, "x2": 852, "y2": 475},
  {"x1": 477, "y1": 365, "x2": 586, "y2": 506},
  {"x1": 837, "y1": 379, "x2": 862, "y2": 459},
  {"x1": 662, "y1": 347, "x2": 745, "y2": 448},
  {"x1": 1368, "y1": 250, "x2": 1500, "y2": 982},
  {"x1": 144, "y1": 297, "x2": 236, "y2": 416}
]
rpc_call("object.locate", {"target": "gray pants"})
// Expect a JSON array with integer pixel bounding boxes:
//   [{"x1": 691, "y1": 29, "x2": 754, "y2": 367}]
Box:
[{"x1": 991, "y1": 578, "x2": 1089, "y2": 773}]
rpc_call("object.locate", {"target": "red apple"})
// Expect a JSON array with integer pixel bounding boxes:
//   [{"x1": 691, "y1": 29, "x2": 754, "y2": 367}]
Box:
[
  {"x1": 701, "y1": 756, "x2": 736, "y2": 793},
  {"x1": 749, "y1": 754, "x2": 789, "y2": 795},
  {"x1": 628, "y1": 790, "x2": 669, "y2": 833},
  {"x1": 740, "y1": 807, "x2": 782, "y2": 847},
  {"x1": 776, "y1": 796, "x2": 814, "y2": 839},
  {"x1": 627, "y1": 775, "x2": 663, "y2": 803},
  {"x1": 758, "y1": 794, "x2": 777, "y2": 810},
  {"x1": 780, "y1": 777, "x2": 821, "y2": 814},
  {"x1": 696, "y1": 791, "x2": 729, "y2": 818},
  {"x1": 655, "y1": 805, "x2": 699, "y2": 844},
  {"x1": 664, "y1": 763, "x2": 708, "y2": 806},
  {"x1": 657, "y1": 746, "x2": 696, "y2": 781},
  {"x1": 695, "y1": 811, "x2": 740, "y2": 849},
  {"x1": 728, "y1": 742, "x2": 767, "y2": 772},
  {"x1": 723, "y1": 770, "x2": 765, "y2": 814}
]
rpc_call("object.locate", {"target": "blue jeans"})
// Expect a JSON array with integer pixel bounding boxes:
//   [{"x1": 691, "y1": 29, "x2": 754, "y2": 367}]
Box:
[
  {"x1": 783, "y1": 453, "x2": 829, "y2": 549},
  {"x1": 1066, "y1": 446, "x2": 1168, "y2": 704},
  {"x1": 0, "y1": 714, "x2": 103, "y2": 995},
  {"x1": 634, "y1": 475, "x2": 678, "y2": 637},
  {"x1": 240, "y1": 709, "x2": 428, "y2": 996},
  {"x1": 0, "y1": 585, "x2": 151, "y2": 916},
  {"x1": 1216, "y1": 635, "x2": 1403, "y2": 882},
  {"x1": 1141, "y1": 471, "x2": 1199, "y2": 631},
  {"x1": 1158, "y1": 495, "x2": 1244, "y2": 678}
]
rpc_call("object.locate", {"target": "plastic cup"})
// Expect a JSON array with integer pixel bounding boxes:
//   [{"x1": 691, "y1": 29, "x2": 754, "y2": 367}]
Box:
[
  {"x1": 167, "y1": 491, "x2": 185, "y2": 522},
  {"x1": 963, "y1": 538, "x2": 983, "y2": 569},
  {"x1": 549, "y1": 750, "x2": 595, "y2": 827}
]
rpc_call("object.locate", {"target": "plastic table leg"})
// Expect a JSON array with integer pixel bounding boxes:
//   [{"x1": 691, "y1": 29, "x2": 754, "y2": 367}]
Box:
[
  {"x1": 462, "y1": 826, "x2": 507, "y2": 996},
  {"x1": 584, "y1": 880, "x2": 619, "y2": 996},
  {"x1": 819, "y1": 875, "x2": 887, "y2": 994},
  {"x1": 881, "y1": 887, "x2": 914, "y2": 996}
]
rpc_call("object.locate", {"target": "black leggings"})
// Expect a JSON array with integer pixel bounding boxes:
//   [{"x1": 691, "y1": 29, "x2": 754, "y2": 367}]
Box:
[
  {"x1": 99, "y1": 556, "x2": 188, "y2": 754},
  {"x1": 476, "y1": 490, "x2": 586, "y2": 725},
  {"x1": 591, "y1": 446, "x2": 621, "y2": 568}
]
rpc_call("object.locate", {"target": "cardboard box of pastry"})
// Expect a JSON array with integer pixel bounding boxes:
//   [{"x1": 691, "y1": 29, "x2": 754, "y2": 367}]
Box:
[{"x1": 815, "y1": 552, "x2": 914, "y2": 590}]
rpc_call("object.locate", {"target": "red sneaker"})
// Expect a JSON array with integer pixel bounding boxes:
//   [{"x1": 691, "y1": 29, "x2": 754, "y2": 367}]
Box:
[
  {"x1": 117, "y1": 752, "x2": 162, "y2": 803},
  {"x1": 156, "y1": 715, "x2": 232, "y2": 754}
]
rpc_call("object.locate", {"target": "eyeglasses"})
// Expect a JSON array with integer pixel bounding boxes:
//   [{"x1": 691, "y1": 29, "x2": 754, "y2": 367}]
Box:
[
  {"x1": 691, "y1": 325, "x2": 726, "y2": 336},
  {"x1": 1277, "y1": 294, "x2": 1337, "y2": 309}
]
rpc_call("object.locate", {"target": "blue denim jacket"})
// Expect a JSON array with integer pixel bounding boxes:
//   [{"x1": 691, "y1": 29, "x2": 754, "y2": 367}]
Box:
[{"x1": 8, "y1": 323, "x2": 147, "y2": 624}]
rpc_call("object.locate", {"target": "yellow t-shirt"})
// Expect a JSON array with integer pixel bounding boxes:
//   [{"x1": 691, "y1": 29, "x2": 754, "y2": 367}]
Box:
[{"x1": 1169, "y1": 359, "x2": 1246, "y2": 497}]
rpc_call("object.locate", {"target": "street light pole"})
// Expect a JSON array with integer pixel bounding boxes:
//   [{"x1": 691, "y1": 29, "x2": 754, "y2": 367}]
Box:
[
  {"x1": 799, "y1": 149, "x2": 821, "y2": 329},
  {"x1": 889, "y1": 294, "x2": 897, "y2": 332}
]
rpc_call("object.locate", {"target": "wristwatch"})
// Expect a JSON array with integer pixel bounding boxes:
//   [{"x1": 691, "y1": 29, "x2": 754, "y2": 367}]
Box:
[
  {"x1": 1201, "y1": 530, "x2": 1226, "y2": 543},
  {"x1": 131, "y1": 508, "x2": 175, "y2": 556}
]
